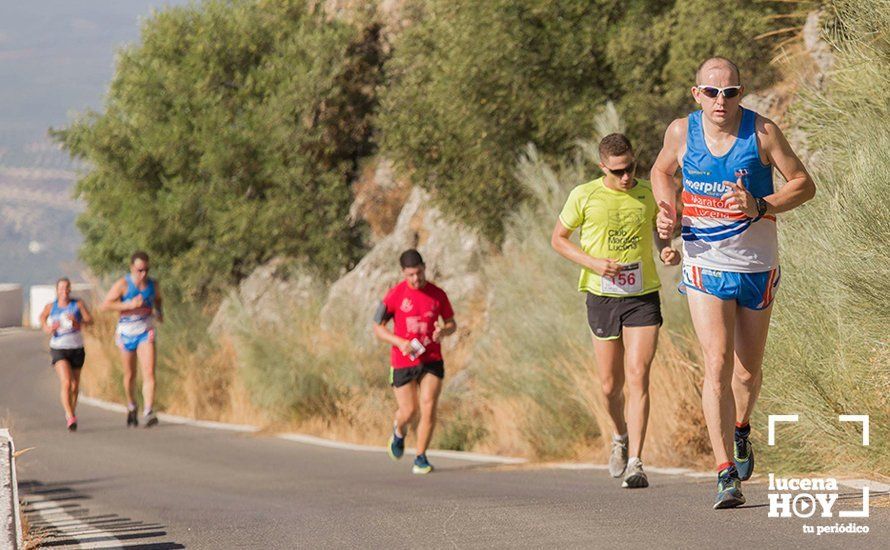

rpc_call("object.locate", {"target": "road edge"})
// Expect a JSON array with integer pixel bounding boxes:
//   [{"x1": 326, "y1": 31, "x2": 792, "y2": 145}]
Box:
[
  {"x1": 0, "y1": 429, "x2": 24, "y2": 549},
  {"x1": 78, "y1": 396, "x2": 890, "y2": 492}
]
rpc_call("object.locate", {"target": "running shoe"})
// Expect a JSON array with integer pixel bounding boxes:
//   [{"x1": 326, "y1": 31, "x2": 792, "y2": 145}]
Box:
[
  {"x1": 67, "y1": 416, "x2": 77, "y2": 432},
  {"x1": 143, "y1": 410, "x2": 159, "y2": 428},
  {"x1": 621, "y1": 458, "x2": 649, "y2": 488},
  {"x1": 714, "y1": 465, "x2": 745, "y2": 509},
  {"x1": 734, "y1": 433, "x2": 754, "y2": 481},
  {"x1": 609, "y1": 437, "x2": 628, "y2": 478},
  {"x1": 127, "y1": 409, "x2": 138, "y2": 427},
  {"x1": 388, "y1": 431, "x2": 405, "y2": 461},
  {"x1": 412, "y1": 454, "x2": 433, "y2": 474}
]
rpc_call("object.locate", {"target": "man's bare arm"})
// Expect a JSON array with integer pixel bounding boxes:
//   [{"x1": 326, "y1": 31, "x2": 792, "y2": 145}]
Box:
[
  {"x1": 432, "y1": 318, "x2": 456, "y2": 342},
  {"x1": 100, "y1": 279, "x2": 131, "y2": 312},
  {"x1": 757, "y1": 117, "x2": 816, "y2": 214},
  {"x1": 550, "y1": 220, "x2": 620, "y2": 278},
  {"x1": 372, "y1": 303, "x2": 410, "y2": 354},
  {"x1": 651, "y1": 118, "x2": 686, "y2": 238}
]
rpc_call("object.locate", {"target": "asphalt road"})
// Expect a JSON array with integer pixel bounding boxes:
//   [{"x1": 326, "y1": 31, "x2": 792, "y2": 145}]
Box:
[{"x1": 1, "y1": 330, "x2": 887, "y2": 549}]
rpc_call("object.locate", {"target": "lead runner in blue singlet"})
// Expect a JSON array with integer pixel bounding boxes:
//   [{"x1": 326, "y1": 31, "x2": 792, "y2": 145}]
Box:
[
  {"x1": 101, "y1": 251, "x2": 164, "y2": 428},
  {"x1": 650, "y1": 57, "x2": 816, "y2": 509}
]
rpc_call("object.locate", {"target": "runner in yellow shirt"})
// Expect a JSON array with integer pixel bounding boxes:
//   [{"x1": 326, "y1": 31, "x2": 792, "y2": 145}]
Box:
[{"x1": 551, "y1": 133, "x2": 680, "y2": 488}]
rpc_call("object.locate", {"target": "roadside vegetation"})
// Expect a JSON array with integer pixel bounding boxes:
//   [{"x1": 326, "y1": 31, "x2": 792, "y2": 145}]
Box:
[
  {"x1": 379, "y1": 0, "x2": 786, "y2": 241},
  {"x1": 55, "y1": 0, "x2": 383, "y2": 300},
  {"x1": 754, "y1": 0, "x2": 890, "y2": 476}
]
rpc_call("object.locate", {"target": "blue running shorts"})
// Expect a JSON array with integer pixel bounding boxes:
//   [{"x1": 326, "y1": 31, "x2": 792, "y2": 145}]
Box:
[
  {"x1": 116, "y1": 327, "x2": 155, "y2": 352},
  {"x1": 679, "y1": 264, "x2": 781, "y2": 310}
]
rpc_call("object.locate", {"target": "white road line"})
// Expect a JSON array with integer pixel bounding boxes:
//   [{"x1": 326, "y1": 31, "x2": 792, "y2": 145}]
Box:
[
  {"x1": 24, "y1": 493, "x2": 122, "y2": 549},
  {"x1": 77, "y1": 395, "x2": 890, "y2": 491},
  {"x1": 840, "y1": 479, "x2": 890, "y2": 493}
]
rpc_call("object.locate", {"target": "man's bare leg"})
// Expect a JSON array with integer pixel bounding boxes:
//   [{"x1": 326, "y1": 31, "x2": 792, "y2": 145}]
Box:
[
  {"x1": 121, "y1": 350, "x2": 138, "y2": 407},
  {"x1": 416, "y1": 373, "x2": 442, "y2": 456},
  {"x1": 136, "y1": 342, "x2": 156, "y2": 414},
  {"x1": 621, "y1": 325, "x2": 659, "y2": 460},
  {"x1": 732, "y1": 305, "x2": 772, "y2": 425},
  {"x1": 687, "y1": 290, "x2": 737, "y2": 468},
  {"x1": 591, "y1": 336, "x2": 627, "y2": 436},
  {"x1": 392, "y1": 381, "x2": 417, "y2": 437}
]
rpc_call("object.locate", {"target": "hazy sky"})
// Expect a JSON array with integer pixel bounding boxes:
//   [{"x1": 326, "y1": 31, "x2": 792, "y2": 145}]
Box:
[{"x1": 0, "y1": 0, "x2": 189, "y2": 139}]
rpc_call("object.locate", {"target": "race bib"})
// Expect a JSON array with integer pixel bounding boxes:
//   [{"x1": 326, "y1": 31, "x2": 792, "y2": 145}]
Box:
[{"x1": 601, "y1": 262, "x2": 642, "y2": 295}]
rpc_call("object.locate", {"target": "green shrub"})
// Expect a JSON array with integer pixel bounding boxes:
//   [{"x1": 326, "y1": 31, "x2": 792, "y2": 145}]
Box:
[
  {"x1": 379, "y1": 0, "x2": 785, "y2": 241},
  {"x1": 55, "y1": 0, "x2": 384, "y2": 299}
]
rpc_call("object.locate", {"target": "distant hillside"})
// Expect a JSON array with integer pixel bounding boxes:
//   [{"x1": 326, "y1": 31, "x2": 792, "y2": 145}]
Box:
[{"x1": 0, "y1": 0, "x2": 187, "y2": 287}]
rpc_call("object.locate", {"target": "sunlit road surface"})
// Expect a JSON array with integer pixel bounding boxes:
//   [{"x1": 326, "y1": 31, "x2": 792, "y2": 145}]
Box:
[{"x1": 2, "y1": 330, "x2": 886, "y2": 549}]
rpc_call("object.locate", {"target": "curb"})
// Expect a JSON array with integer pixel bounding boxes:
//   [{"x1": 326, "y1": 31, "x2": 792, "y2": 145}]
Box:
[
  {"x1": 0, "y1": 429, "x2": 23, "y2": 550},
  {"x1": 78, "y1": 396, "x2": 890, "y2": 493}
]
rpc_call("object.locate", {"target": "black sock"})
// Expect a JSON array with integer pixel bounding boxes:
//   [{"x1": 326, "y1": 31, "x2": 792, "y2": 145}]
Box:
[{"x1": 734, "y1": 422, "x2": 751, "y2": 440}]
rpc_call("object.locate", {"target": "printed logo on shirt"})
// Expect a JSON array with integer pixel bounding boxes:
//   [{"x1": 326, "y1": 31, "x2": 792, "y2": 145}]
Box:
[
  {"x1": 607, "y1": 209, "x2": 643, "y2": 252},
  {"x1": 406, "y1": 317, "x2": 429, "y2": 340},
  {"x1": 400, "y1": 298, "x2": 413, "y2": 313}
]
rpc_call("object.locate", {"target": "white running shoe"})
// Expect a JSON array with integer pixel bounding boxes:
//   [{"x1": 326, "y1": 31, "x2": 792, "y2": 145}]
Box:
[
  {"x1": 622, "y1": 458, "x2": 649, "y2": 488},
  {"x1": 609, "y1": 436, "x2": 628, "y2": 478}
]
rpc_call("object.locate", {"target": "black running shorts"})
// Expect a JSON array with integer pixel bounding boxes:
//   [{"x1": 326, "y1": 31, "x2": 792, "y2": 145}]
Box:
[
  {"x1": 585, "y1": 292, "x2": 662, "y2": 340},
  {"x1": 390, "y1": 361, "x2": 445, "y2": 388},
  {"x1": 51, "y1": 347, "x2": 86, "y2": 369}
]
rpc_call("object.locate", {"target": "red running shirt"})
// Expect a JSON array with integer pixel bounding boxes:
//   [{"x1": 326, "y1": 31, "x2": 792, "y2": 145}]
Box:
[{"x1": 382, "y1": 280, "x2": 454, "y2": 368}]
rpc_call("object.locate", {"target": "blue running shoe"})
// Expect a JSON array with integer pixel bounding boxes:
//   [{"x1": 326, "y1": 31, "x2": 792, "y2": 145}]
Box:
[
  {"x1": 734, "y1": 433, "x2": 754, "y2": 481},
  {"x1": 714, "y1": 465, "x2": 745, "y2": 509},
  {"x1": 412, "y1": 454, "x2": 433, "y2": 474},
  {"x1": 388, "y1": 430, "x2": 405, "y2": 461}
]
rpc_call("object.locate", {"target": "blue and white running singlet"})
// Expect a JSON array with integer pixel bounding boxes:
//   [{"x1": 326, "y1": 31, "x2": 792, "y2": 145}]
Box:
[
  {"x1": 115, "y1": 274, "x2": 156, "y2": 351},
  {"x1": 48, "y1": 299, "x2": 84, "y2": 349},
  {"x1": 681, "y1": 107, "x2": 778, "y2": 272}
]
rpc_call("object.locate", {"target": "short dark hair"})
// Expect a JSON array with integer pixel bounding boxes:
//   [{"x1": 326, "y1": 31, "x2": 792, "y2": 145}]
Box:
[
  {"x1": 56, "y1": 277, "x2": 71, "y2": 289},
  {"x1": 598, "y1": 133, "x2": 633, "y2": 161},
  {"x1": 399, "y1": 249, "x2": 424, "y2": 269},
  {"x1": 696, "y1": 57, "x2": 740, "y2": 85},
  {"x1": 130, "y1": 251, "x2": 149, "y2": 265}
]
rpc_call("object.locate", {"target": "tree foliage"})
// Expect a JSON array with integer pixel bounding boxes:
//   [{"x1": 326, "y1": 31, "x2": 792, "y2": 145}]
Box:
[
  {"x1": 56, "y1": 0, "x2": 384, "y2": 298},
  {"x1": 379, "y1": 0, "x2": 785, "y2": 241}
]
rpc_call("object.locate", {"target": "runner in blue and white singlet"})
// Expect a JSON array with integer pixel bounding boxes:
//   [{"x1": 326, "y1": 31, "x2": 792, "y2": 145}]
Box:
[
  {"x1": 651, "y1": 57, "x2": 815, "y2": 510},
  {"x1": 115, "y1": 273, "x2": 157, "y2": 351},
  {"x1": 679, "y1": 106, "x2": 780, "y2": 311},
  {"x1": 101, "y1": 251, "x2": 164, "y2": 428}
]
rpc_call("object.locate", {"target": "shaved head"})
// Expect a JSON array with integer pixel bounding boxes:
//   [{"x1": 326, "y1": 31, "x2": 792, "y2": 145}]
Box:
[{"x1": 696, "y1": 57, "x2": 740, "y2": 85}]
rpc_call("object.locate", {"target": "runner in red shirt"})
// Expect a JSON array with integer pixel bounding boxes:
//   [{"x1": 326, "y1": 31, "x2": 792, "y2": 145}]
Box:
[{"x1": 373, "y1": 249, "x2": 456, "y2": 474}]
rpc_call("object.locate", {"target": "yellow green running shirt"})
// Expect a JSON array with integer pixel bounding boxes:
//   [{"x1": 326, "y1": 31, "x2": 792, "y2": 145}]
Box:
[{"x1": 559, "y1": 177, "x2": 661, "y2": 297}]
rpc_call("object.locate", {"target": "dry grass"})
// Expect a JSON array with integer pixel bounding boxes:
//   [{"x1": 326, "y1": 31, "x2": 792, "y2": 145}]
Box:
[
  {"x1": 79, "y1": 308, "x2": 122, "y2": 402},
  {"x1": 20, "y1": 508, "x2": 40, "y2": 550}
]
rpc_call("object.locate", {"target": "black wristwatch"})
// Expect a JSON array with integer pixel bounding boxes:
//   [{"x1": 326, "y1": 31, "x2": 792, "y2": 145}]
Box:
[{"x1": 755, "y1": 197, "x2": 769, "y2": 218}]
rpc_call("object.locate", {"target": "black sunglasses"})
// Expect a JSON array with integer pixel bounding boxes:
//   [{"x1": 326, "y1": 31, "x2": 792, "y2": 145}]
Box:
[{"x1": 603, "y1": 161, "x2": 636, "y2": 177}]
